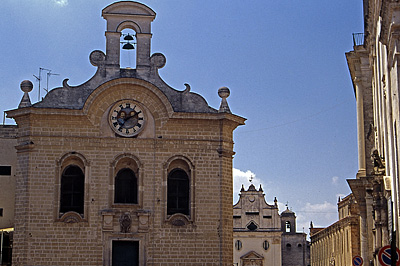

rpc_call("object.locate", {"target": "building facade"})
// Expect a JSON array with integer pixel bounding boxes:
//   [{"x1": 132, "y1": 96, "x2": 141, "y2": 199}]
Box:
[
  {"x1": 5, "y1": 1, "x2": 245, "y2": 265},
  {"x1": 346, "y1": 0, "x2": 400, "y2": 264},
  {"x1": 281, "y1": 208, "x2": 310, "y2": 266},
  {"x1": 0, "y1": 125, "x2": 17, "y2": 231},
  {"x1": 310, "y1": 194, "x2": 361, "y2": 266},
  {"x1": 233, "y1": 184, "x2": 309, "y2": 266},
  {"x1": 0, "y1": 125, "x2": 17, "y2": 266}
]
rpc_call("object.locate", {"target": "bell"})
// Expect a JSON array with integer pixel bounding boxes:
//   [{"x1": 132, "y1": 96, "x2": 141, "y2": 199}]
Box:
[
  {"x1": 124, "y1": 34, "x2": 134, "y2": 41},
  {"x1": 122, "y1": 43, "x2": 135, "y2": 50}
]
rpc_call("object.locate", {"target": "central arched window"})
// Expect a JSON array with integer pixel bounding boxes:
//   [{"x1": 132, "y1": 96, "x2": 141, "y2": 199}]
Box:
[
  {"x1": 115, "y1": 168, "x2": 138, "y2": 204},
  {"x1": 167, "y1": 169, "x2": 189, "y2": 215},
  {"x1": 60, "y1": 165, "x2": 84, "y2": 215},
  {"x1": 120, "y1": 29, "x2": 137, "y2": 69},
  {"x1": 286, "y1": 221, "x2": 291, "y2": 233}
]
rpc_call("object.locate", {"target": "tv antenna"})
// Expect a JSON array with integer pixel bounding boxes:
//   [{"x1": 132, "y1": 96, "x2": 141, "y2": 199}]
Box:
[
  {"x1": 45, "y1": 71, "x2": 60, "y2": 94},
  {"x1": 33, "y1": 68, "x2": 59, "y2": 101}
]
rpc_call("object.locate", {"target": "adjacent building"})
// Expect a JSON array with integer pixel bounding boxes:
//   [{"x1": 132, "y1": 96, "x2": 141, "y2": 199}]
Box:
[
  {"x1": 0, "y1": 125, "x2": 17, "y2": 266},
  {"x1": 233, "y1": 184, "x2": 310, "y2": 266},
  {"x1": 345, "y1": 0, "x2": 400, "y2": 264},
  {"x1": 3, "y1": 1, "x2": 245, "y2": 265},
  {"x1": 281, "y1": 208, "x2": 310, "y2": 266},
  {"x1": 310, "y1": 194, "x2": 360, "y2": 266}
]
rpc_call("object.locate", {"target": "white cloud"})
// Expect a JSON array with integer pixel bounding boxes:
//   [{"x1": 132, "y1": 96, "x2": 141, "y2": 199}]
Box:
[
  {"x1": 233, "y1": 168, "x2": 263, "y2": 204},
  {"x1": 331, "y1": 176, "x2": 339, "y2": 185},
  {"x1": 295, "y1": 201, "x2": 338, "y2": 236},
  {"x1": 52, "y1": 0, "x2": 68, "y2": 7}
]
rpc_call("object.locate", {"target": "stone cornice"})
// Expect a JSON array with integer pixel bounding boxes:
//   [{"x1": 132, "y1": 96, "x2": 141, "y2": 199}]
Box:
[{"x1": 310, "y1": 215, "x2": 359, "y2": 242}]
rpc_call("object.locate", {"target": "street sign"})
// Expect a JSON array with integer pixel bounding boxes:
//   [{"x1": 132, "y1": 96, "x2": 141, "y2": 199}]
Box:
[
  {"x1": 353, "y1": 255, "x2": 363, "y2": 266},
  {"x1": 378, "y1": 245, "x2": 400, "y2": 266}
]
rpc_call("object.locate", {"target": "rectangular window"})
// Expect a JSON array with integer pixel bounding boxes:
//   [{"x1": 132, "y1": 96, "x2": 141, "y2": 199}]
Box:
[
  {"x1": 263, "y1": 215, "x2": 272, "y2": 219},
  {"x1": 233, "y1": 215, "x2": 241, "y2": 219},
  {"x1": 0, "y1": 166, "x2": 11, "y2": 176},
  {"x1": 245, "y1": 211, "x2": 259, "y2": 215},
  {"x1": 0, "y1": 208, "x2": 3, "y2": 217}
]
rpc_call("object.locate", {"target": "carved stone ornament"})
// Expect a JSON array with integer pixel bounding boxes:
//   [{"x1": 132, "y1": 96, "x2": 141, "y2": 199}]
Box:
[
  {"x1": 103, "y1": 214, "x2": 113, "y2": 231},
  {"x1": 138, "y1": 211, "x2": 150, "y2": 232},
  {"x1": 168, "y1": 213, "x2": 189, "y2": 227},
  {"x1": 59, "y1": 212, "x2": 83, "y2": 223},
  {"x1": 241, "y1": 251, "x2": 264, "y2": 266},
  {"x1": 119, "y1": 213, "x2": 132, "y2": 233}
]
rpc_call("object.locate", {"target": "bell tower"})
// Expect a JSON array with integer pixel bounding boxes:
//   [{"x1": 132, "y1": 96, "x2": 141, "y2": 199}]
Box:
[
  {"x1": 102, "y1": 1, "x2": 156, "y2": 77},
  {"x1": 281, "y1": 207, "x2": 296, "y2": 234}
]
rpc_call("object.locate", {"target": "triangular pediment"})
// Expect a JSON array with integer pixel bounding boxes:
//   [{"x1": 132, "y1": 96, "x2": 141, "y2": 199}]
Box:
[{"x1": 241, "y1": 250, "x2": 264, "y2": 260}]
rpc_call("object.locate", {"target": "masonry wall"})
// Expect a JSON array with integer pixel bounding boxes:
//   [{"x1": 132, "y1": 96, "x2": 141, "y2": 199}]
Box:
[
  {"x1": 310, "y1": 216, "x2": 360, "y2": 266},
  {"x1": 0, "y1": 125, "x2": 17, "y2": 229},
  {"x1": 281, "y1": 233, "x2": 309, "y2": 266},
  {"x1": 10, "y1": 81, "x2": 238, "y2": 265}
]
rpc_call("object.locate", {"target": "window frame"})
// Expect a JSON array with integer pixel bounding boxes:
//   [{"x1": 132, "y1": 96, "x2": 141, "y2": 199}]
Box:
[
  {"x1": 60, "y1": 164, "x2": 85, "y2": 215},
  {"x1": 110, "y1": 154, "x2": 142, "y2": 208},
  {"x1": 114, "y1": 168, "x2": 138, "y2": 204},
  {"x1": 167, "y1": 168, "x2": 190, "y2": 216},
  {"x1": 55, "y1": 152, "x2": 89, "y2": 222},
  {"x1": 163, "y1": 156, "x2": 195, "y2": 224}
]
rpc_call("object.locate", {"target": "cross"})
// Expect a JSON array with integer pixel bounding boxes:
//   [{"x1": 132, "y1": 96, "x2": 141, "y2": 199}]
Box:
[{"x1": 249, "y1": 175, "x2": 253, "y2": 183}]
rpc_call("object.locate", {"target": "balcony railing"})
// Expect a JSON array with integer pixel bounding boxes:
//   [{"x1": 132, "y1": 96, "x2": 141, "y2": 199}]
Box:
[{"x1": 352, "y1": 33, "x2": 365, "y2": 46}]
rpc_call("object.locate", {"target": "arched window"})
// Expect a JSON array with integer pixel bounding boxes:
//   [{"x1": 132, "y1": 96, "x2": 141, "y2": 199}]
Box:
[
  {"x1": 120, "y1": 29, "x2": 137, "y2": 69},
  {"x1": 285, "y1": 221, "x2": 291, "y2": 232},
  {"x1": 167, "y1": 169, "x2": 189, "y2": 215},
  {"x1": 115, "y1": 168, "x2": 137, "y2": 204},
  {"x1": 60, "y1": 165, "x2": 84, "y2": 215}
]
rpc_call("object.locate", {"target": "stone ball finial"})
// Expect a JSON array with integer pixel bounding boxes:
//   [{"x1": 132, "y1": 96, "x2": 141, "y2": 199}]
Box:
[
  {"x1": 218, "y1": 87, "x2": 231, "y2": 113},
  {"x1": 218, "y1": 86, "x2": 230, "y2": 99},
  {"x1": 18, "y1": 80, "x2": 33, "y2": 108},
  {"x1": 20, "y1": 80, "x2": 33, "y2": 93}
]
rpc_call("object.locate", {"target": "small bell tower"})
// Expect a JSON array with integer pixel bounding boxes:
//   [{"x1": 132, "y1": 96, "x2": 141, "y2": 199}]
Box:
[
  {"x1": 102, "y1": 1, "x2": 156, "y2": 77},
  {"x1": 281, "y1": 207, "x2": 296, "y2": 234}
]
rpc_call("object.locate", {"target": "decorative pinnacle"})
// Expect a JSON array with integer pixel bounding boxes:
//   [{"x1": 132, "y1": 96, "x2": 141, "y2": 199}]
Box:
[
  {"x1": 19, "y1": 80, "x2": 33, "y2": 108},
  {"x1": 218, "y1": 86, "x2": 231, "y2": 113}
]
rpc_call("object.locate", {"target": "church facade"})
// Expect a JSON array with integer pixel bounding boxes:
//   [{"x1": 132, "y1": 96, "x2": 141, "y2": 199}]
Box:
[
  {"x1": 233, "y1": 184, "x2": 310, "y2": 266},
  {"x1": 4, "y1": 1, "x2": 245, "y2": 265}
]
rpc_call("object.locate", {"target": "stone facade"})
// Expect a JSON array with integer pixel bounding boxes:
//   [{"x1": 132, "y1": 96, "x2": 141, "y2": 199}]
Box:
[
  {"x1": 281, "y1": 209, "x2": 310, "y2": 266},
  {"x1": 0, "y1": 125, "x2": 17, "y2": 266},
  {"x1": 233, "y1": 184, "x2": 309, "y2": 266},
  {"x1": 5, "y1": 2, "x2": 245, "y2": 265},
  {"x1": 0, "y1": 125, "x2": 17, "y2": 230},
  {"x1": 310, "y1": 194, "x2": 360, "y2": 266},
  {"x1": 345, "y1": 1, "x2": 400, "y2": 264}
]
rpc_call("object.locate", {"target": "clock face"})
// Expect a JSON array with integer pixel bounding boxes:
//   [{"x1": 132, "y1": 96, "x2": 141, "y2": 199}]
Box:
[{"x1": 108, "y1": 100, "x2": 145, "y2": 137}]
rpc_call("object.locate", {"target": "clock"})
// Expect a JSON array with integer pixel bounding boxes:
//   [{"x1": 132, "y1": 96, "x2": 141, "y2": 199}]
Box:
[{"x1": 108, "y1": 100, "x2": 145, "y2": 137}]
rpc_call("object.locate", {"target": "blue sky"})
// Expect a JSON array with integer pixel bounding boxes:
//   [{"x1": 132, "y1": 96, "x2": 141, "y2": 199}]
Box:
[{"x1": 0, "y1": 0, "x2": 364, "y2": 234}]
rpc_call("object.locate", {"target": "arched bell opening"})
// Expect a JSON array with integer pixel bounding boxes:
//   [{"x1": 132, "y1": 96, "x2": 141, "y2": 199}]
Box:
[{"x1": 120, "y1": 28, "x2": 137, "y2": 69}]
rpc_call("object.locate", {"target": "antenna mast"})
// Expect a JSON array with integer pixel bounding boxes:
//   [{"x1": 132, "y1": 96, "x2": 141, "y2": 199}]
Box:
[
  {"x1": 45, "y1": 71, "x2": 59, "y2": 94},
  {"x1": 33, "y1": 67, "x2": 59, "y2": 101}
]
